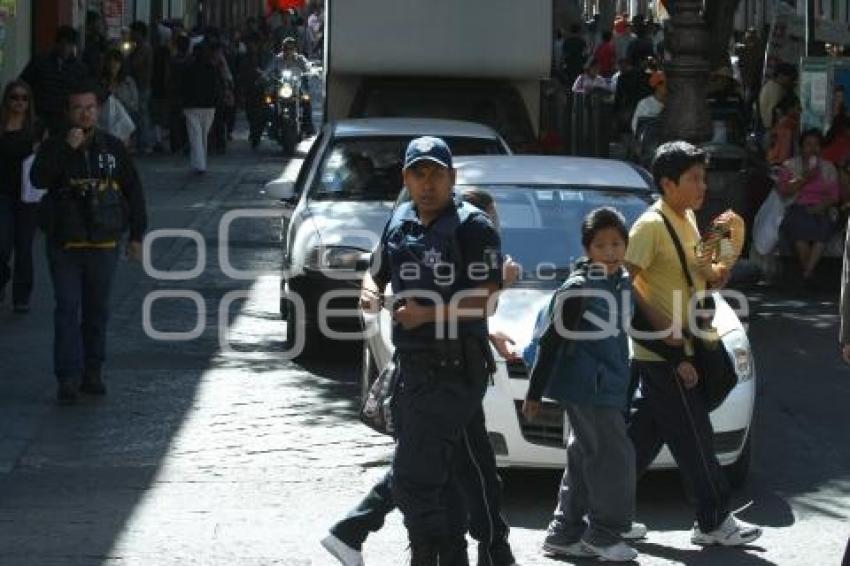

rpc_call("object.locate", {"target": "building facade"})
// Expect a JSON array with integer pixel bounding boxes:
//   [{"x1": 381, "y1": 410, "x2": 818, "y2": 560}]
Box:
[
  {"x1": 736, "y1": 0, "x2": 850, "y2": 30},
  {"x1": 199, "y1": 0, "x2": 265, "y2": 29},
  {"x1": 0, "y1": 0, "x2": 32, "y2": 89}
]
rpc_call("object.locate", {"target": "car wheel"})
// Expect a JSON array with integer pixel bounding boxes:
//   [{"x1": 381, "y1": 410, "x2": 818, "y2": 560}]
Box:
[
  {"x1": 361, "y1": 341, "x2": 379, "y2": 403},
  {"x1": 283, "y1": 296, "x2": 321, "y2": 359},
  {"x1": 725, "y1": 433, "x2": 752, "y2": 489}
]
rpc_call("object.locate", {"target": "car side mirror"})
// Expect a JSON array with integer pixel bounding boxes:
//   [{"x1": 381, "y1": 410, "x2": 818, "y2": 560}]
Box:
[
  {"x1": 266, "y1": 179, "x2": 298, "y2": 204},
  {"x1": 356, "y1": 252, "x2": 372, "y2": 272}
]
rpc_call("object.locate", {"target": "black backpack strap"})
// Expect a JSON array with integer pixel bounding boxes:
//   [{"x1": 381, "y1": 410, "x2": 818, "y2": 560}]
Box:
[{"x1": 656, "y1": 210, "x2": 695, "y2": 295}]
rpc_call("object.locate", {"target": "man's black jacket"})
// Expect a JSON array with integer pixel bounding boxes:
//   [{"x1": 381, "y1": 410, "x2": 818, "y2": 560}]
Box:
[{"x1": 31, "y1": 129, "x2": 147, "y2": 245}]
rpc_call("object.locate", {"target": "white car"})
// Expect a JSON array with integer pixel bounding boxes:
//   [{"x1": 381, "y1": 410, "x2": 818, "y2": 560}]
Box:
[
  {"x1": 268, "y1": 118, "x2": 511, "y2": 356},
  {"x1": 361, "y1": 155, "x2": 756, "y2": 487}
]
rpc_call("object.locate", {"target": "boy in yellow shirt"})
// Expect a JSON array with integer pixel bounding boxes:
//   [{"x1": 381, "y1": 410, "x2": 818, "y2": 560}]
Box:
[{"x1": 626, "y1": 141, "x2": 762, "y2": 547}]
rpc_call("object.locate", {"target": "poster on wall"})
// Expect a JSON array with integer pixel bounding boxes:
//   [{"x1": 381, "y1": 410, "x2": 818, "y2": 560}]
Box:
[
  {"x1": 801, "y1": 58, "x2": 831, "y2": 133},
  {"x1": 764, "y1": 2, "x2": 850, "y2": 79},
  {"x1": 830, "y1": 61, "x2": 850, "y2": 127},
  {"x1": 104, "y1": 0, "x2": 125, "y2": 40}
]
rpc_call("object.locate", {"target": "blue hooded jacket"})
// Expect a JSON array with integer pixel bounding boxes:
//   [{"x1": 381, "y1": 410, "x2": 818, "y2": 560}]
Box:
[{"x1": 524, "y1": 259, "x2": 633, "y2": 410}]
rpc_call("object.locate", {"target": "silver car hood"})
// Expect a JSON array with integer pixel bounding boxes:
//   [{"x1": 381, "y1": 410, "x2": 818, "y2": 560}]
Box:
[{"x1": 306, "y1": 200, "x2": 394, "y2": 251}]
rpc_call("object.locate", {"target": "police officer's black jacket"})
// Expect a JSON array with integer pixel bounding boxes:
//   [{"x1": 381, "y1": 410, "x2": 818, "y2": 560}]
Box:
[
  {"x1": 31, "y1": 128, "x2": 147, "y2": 247},
  {"x1": 372, "y1": 196, "x2": 503, "y2": 351}
]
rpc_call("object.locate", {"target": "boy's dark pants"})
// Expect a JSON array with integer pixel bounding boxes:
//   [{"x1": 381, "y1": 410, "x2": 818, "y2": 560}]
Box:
[{"x1": 628, "y1": 360, "x2": 731, "y2": 532}]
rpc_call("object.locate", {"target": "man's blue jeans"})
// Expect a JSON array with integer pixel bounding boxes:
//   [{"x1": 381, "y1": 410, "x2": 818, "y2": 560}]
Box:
[{"x1": 46, "y1": 243, "x2": 119, "y2": 382}]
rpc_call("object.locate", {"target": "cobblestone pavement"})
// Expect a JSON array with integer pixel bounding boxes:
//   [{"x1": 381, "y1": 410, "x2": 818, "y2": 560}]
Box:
[{"x1": 0, "y1": 135, "x2": 847, "y2": 565}]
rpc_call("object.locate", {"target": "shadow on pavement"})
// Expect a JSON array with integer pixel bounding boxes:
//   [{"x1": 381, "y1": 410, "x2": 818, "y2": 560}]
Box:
[
  {"x1": 633, "y1": 541, "x2": 776, "y2": 566},
  {"x1": 0, "y1": 137, "x2": 345, "y2": 564}
]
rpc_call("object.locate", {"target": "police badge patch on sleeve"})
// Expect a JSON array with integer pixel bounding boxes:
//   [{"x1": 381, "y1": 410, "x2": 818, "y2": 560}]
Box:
[{"x1": 484, "y1": 247, "x2": 501, "y2": 269}]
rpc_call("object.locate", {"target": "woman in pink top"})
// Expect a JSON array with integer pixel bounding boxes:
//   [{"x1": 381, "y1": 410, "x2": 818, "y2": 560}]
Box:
[{"x1": 779, "y1": 128, "x2": 840, "y2": 281}]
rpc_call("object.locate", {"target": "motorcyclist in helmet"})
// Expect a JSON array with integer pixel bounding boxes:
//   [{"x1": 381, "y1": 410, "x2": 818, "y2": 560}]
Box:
[{"x1": 265, "y1": 36, "x2": 309, "y2": 75}]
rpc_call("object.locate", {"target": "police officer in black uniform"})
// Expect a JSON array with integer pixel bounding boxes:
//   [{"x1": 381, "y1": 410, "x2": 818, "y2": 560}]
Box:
[{"x1": 360, "y1": 137, "x2": 503, "y2": 565}]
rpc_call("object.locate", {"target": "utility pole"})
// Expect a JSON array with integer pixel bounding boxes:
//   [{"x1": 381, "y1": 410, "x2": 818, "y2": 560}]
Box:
[
  {"x1": 805, "y1": 0, "x2": 816, "y2": 56},
  {"x1": 662, "y1": 0, "x2": 712, "y2": 143}
]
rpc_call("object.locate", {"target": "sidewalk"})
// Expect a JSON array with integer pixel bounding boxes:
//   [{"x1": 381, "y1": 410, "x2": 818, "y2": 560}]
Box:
[
  {"x1": 0, "y1": 134, "x2": 408, "y2": 565},
  {"x1": 0, "y1": 141, "x2": 274, "y2": 476}
]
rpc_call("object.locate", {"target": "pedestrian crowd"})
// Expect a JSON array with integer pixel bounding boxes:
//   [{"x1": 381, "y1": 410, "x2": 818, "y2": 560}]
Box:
[
  {"x1": 18, "y1": 6, "x2": 322, "y2": 169},
  {"x1": 0, "y1": 6, "x2": 323, "y2": 402},
  {"x1": 552, "y1": 12, "x2": 850, "y2": 289},
  {"x1": 755, "y1": 62, "x2": 850, "y2": 286},
  {"x1": 552, "y1": 14, "x2": 668, "y2": 144}
]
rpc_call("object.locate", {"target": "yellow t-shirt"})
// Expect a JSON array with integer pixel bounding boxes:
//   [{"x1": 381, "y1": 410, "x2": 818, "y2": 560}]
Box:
[{"x1": 625, "y1": 200, "x2": 707, "y2": 361}]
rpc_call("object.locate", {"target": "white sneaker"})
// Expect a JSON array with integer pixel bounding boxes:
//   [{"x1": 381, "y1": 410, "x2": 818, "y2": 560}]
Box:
[
  {"x1": 321, "y1": 534, "x2": 365, "y2": 566},
  {"x1": 621, "y1": 522, "x2": 648, "y2": 540},
  {"x1": 582, "y1": 541, "x2": 638, "y2": 562},
  {"x1": 690, "y1": 515, "x2": 763, "y2": 547}
]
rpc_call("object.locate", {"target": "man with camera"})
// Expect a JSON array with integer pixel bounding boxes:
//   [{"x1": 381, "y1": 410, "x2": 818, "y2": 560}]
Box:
[{"x1": 31, "y1": 80, "x2": 147, "y2": 404}]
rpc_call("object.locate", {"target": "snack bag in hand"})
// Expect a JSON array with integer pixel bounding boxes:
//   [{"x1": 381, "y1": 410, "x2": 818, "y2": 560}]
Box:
[{"x1": 699, "y1": 210, "x2": 746, "y2": 269}]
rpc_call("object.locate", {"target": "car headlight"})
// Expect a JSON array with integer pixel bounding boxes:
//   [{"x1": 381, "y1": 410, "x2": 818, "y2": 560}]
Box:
[
  {"x1": 732, "y1": 346, "x2": 753, "y2": 381},
  {"x1": 306, "y1": 246, "x2": 366, "y2": 271},
  {"x1": 279, "y1": 84, "x2": 294, "y2": 99}
]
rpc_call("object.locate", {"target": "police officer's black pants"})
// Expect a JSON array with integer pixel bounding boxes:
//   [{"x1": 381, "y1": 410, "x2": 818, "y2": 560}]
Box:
[
  {"x1": 330, "y1": 408, "x2": 511, "y2": 560},
  {"x1": 392, "y1": 349, "x2": 487, "y2": 552},
  {"x1": 46, "y1": 243, "x2": 119, "y2": 383},
  {"x1": 628, "y1": 361, "x2": 731, "y2": 533}
]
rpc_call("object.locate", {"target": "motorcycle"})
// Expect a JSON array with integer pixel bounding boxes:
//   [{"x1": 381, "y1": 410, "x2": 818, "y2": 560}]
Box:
[{"x1": 263, "y1": 69, "x2": 314, "y2": 155}]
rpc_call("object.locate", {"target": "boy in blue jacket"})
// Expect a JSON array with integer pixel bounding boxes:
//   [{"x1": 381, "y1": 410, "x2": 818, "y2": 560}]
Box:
[{"x1": 522, "y1": 207, "x2": 642, "y2": 562}]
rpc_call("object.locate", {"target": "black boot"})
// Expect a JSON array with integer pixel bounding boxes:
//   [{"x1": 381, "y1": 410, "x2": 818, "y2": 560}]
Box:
[
  {"x1": 410, "y1": 539, "x2": 440, "y2": 566},
  {"x1": 477, "y1": 540, "x2": 516, "y2": 566},
  {"x1": 80, "y1": 367, "x2": 106, "y2": 396}
]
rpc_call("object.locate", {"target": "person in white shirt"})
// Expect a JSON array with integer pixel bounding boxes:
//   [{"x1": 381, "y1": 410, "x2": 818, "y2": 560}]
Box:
[
  {"x1": 572, "y1": 61, "x2": 613, "y2": 95},
  {"x1": 632, "y1": 71, "x2": 667, "y2": 133},
  {"x1": 306, "y1": 9, "x2": 324, "y2": 59}
]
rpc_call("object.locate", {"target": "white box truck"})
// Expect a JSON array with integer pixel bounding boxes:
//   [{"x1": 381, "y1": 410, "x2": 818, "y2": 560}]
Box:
[{"x1": 323, "y1": 0, "x2": 552, "y2": 151}]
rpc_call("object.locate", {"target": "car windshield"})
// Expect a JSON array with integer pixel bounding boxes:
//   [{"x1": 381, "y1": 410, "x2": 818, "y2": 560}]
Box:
[
  {"x1": 310, "y1": 136, "x2": 505, "y2": 201},
  {"x1": 460, "y1": 185, "x2": 654, "y2": 286}
]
